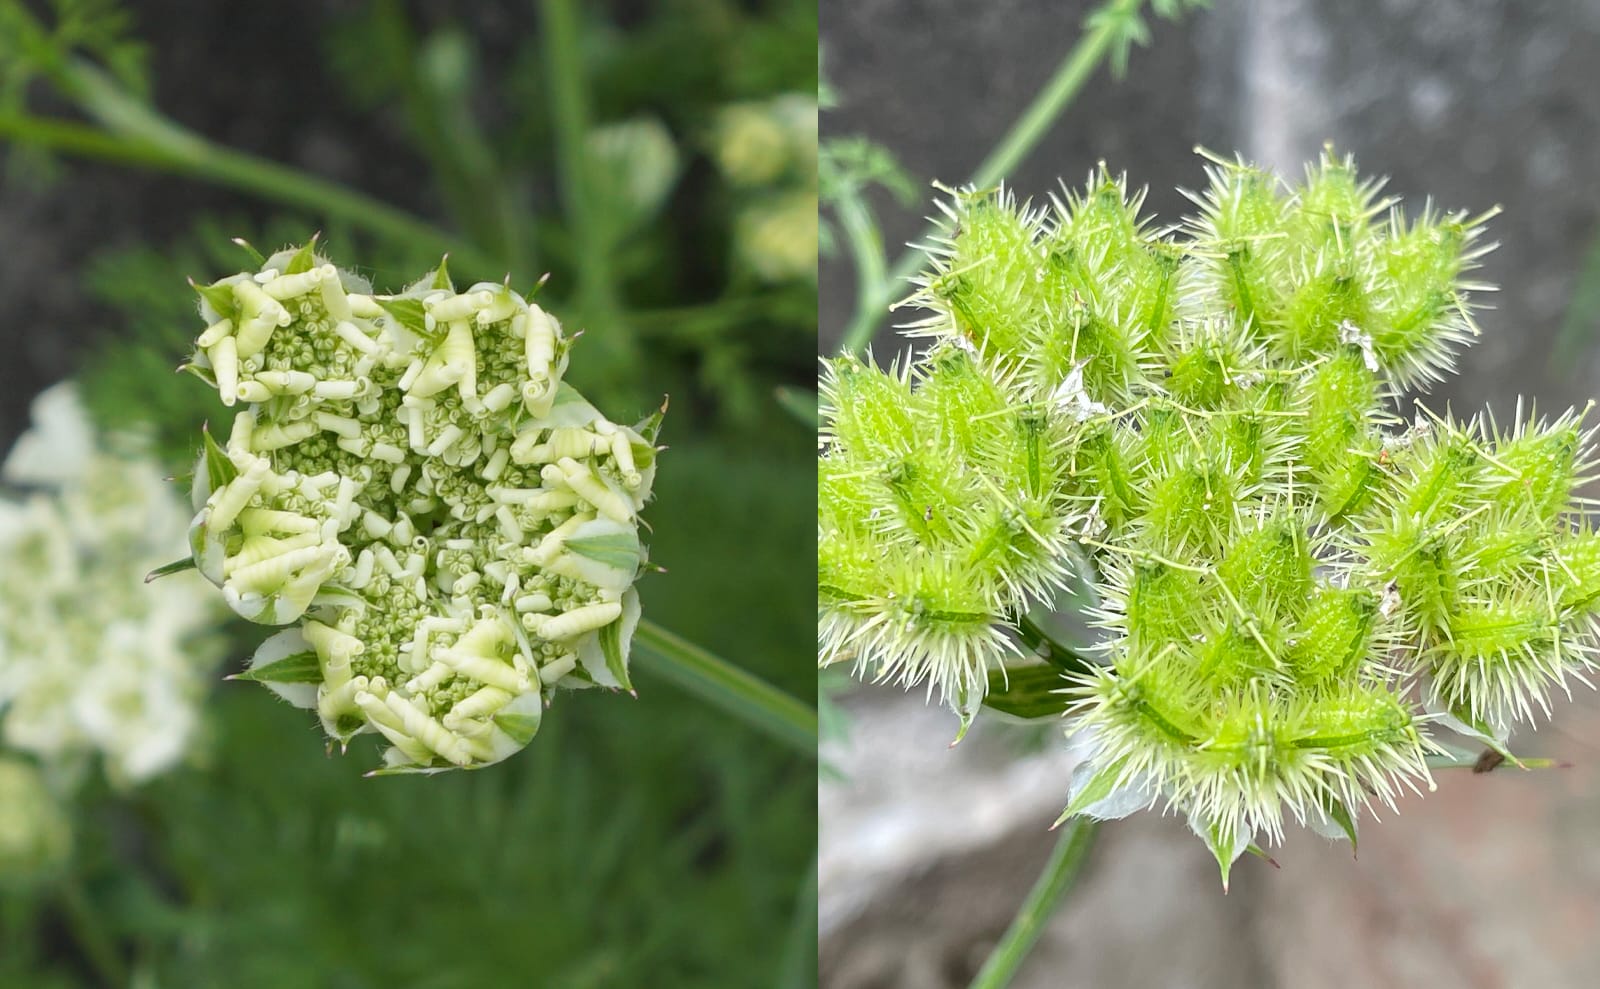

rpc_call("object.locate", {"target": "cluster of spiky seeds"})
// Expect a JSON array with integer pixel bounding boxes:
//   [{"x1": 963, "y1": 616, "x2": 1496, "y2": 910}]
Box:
[
  {"x1": 184, "y1": 242, "x2": 660, "y2": 773},
  {"x1": 818, "y1": 149, "x2": 1600, "y2": 874}
]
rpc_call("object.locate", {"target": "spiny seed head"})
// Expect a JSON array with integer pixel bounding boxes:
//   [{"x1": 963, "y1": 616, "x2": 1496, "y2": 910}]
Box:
[{"x1": 821, "y1": 148, "x2": 1599, "y2": 881}]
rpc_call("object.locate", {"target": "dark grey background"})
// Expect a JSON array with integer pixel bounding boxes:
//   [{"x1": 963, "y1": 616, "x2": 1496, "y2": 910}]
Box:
[
  {"x1": 822, "y1": 0, "x2": 1600, "y2": 417},
  {"x1": 821, "y1": 2, "x2": 1600, "y2": 987},
  {"x1": 0, "y1": 2, "x2": 523, "y2": 450}
]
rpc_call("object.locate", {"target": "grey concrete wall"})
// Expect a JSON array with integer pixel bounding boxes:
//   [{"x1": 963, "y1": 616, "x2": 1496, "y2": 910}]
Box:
[
  {"x1": 822, "y1": 1, "x2": 1600, "y2": 986},
  {"x1": 822, "y1": 0, "x2": 1600, "y2": 415}
]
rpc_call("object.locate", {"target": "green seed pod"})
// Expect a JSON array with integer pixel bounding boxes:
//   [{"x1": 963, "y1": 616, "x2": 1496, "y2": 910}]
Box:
[{"x1": 1287, "y1": 585, "x2": 1381, "y2": 686}]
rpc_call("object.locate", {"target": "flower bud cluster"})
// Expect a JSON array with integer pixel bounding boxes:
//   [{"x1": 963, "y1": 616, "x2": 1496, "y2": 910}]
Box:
[
  {"x1": 818, "y1": 149, "x2": 1599, "y2": 877},
  {"x1": 185, "y1": 244, "x2": 660, "y2": 773},
  {"x1": 0, "y1": 384, "x2": 227, "y2": 787},
  {"x1": 711, "y1": 94, "x2": 819, "y2": 283}
]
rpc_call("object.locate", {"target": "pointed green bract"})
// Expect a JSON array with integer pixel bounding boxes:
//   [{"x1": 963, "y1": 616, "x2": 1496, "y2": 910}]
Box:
[
  {"x1": 192, "y1": 277, "x2": 241, "y2": 323},
  {"x1": 230, "y1": 650, "x2": 323, "y2": 685},
  {"x1": 982, "y1": 663, "x2": 1073, "y2": 720},
  {"x1": 565, "y1": 530, "x2": 643, "y2": 573},
  {"x1": 145, "y1": 556, "x2": 198, "y2": 582},
  {"x1": 282, "y1": 237, "x2": 319, "y2": 275},
  {"x1": 200, "y1": 424, "x2": 236, "y2": 495},
  {"x1": 374, "y1": 296, "x2": 431, "y2": 338}
]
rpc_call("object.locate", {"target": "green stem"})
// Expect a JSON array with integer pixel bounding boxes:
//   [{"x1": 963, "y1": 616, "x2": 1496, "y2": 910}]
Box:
[
  {"x1": 1553, "y1": 229, "x2": 1600, "y2": 371},
  {"x1": 539, "y1": 0, "x2": 642, "y2": 386},
  {"x1": 540, "y1": 0, "x2": 614, "y2": 317},
  {"x1": 628, "y1": 294, "x2": 775, "y2": 338},
  {"x1": 0, "y1": 112, "x2": 175, "y2": 167},
  {"x1": 58, "y1": 879, "x2": 127, "y2": 989},
  {"x1": 635, "y1": 619, "x2": 817, "y2": 758},
  {"x1": 839, "y1": 0, "x2": 1154, "y2": 354},
  {"x1": 0, "y1": 58, "x2": 502, "y2": 276},
  {"x1": 967, "y1": 818, "x2": 1099, "y2": 989},
  {"x1": 964, "y1": 3, "x2": 1135, "y2": 194},
  {"x1": 776, "y1": 850, "x2": 820, "y2": 989},
  {"x1": 835, "y1": 186, "x2": 890, "y2": 353}
]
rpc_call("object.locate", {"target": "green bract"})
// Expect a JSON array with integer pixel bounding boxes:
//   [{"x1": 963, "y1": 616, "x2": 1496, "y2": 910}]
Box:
[
  {"x1": 184, "y1": 243, "x2": 662, "y2": 774},
  {"x1": 818, "y1": 149, "x2": 1599, "y2": 880}
]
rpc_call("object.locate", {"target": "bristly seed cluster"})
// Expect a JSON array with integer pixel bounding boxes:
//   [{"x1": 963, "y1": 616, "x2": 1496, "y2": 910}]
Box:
[
  {"x1": 182, "y1": 241, "x2": 662, "y2": 774},
  {"x1": 817, "y1": 148, "x2": 1600, "y2": 880}
]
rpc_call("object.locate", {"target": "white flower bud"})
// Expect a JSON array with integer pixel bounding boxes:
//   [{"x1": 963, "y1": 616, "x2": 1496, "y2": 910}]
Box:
[{"x1": 177, "y1": 249, "x2": 661, "y2": 771}]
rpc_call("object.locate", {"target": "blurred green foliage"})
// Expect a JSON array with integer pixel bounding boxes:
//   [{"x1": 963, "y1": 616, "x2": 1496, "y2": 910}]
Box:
[
  {"x1": 2, "y1": 439, "x2": 813, "y2": 988},
  {"x1": 0, "y1": 0, "x2": 816, "y2": 985}
]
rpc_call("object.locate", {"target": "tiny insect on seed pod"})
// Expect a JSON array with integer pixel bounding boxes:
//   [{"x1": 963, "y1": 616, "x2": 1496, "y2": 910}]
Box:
[
  {"x1": 819, "y1": 148, "x2": 1600, "y2": 881},
  {"x1": 179, "y1": 242, "x2": 661, "y2": 772}
]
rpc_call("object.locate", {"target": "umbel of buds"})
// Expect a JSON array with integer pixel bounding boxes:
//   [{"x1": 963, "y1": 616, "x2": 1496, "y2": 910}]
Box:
[
  {"x1": 175, "y1": 241, "x2": 661, "y2": 773},
  {"x1": 818, "y1": 148, "x2": 1600, "y2": 880}
]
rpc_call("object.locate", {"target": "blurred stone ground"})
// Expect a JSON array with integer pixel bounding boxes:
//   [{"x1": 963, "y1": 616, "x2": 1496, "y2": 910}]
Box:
[
  {"x1": 822, "y1": 0, "x2": 1600, "y2": 985},
  {"x1": 822, "y1": 689, "x2": 1600, "y2": 989}
]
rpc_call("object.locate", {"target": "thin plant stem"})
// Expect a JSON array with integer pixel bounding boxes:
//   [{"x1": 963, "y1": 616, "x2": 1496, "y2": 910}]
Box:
[
  {"x1": 776, "y1": 849, "x2": 820, "y2": 989},
  {"x1": 635, "y1": 619, "x2": 817, "y2": 758},
  {"x1": 967, "y1": 818, "x2": 1099, "y2": 989},
  {"x1": 0, "y1": 61, "x2": 501, "y2": 276},
  {"x1": 627, "y1": 294, "x2": 777, "y2": 339},
  {"x1": 539, "y1": 0, "x2": 642, "y2": 385},
  {"x1": 839, "y1": 0, "x2": 1159, "y2": 354},
  {"x1": 58, "y1": 878, "x2": 126, "y2": 989},
  {"x1": 540, "y1": 0, "x2": 614, "y2": 317},
  {"x1": 835, "y1": 186, "x2": 889, "y2": 353},
  {"x1": 1, "y1": 2, "x2": 475, "y2": 264}
]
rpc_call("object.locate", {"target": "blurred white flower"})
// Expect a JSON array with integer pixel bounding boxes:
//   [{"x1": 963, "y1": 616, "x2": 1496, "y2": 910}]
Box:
[
  {"x1": 710, "y1": 93, "x2": 817, "y2": 283},
  {"x1": 712, "y1": 94, "x2": 816, "y2": 187},
  {"x1": 0, "y1": 383, "x2": 227, "y2": 787},
  {"x1": 769, "y1": 93, "x2": 818, "y2": 167},
  {"x1": 2, "y1": 381, "x2": 95, "y2": 485},
  {"x1": 736, "y1": 188, "x2": 819, "y2": 283},
  {"x1": 712, "y1": 101, "x2": 793, "y2": 187},
  {"x1": 587, "y1": 116, "x2": 681, "y2": 232}
]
